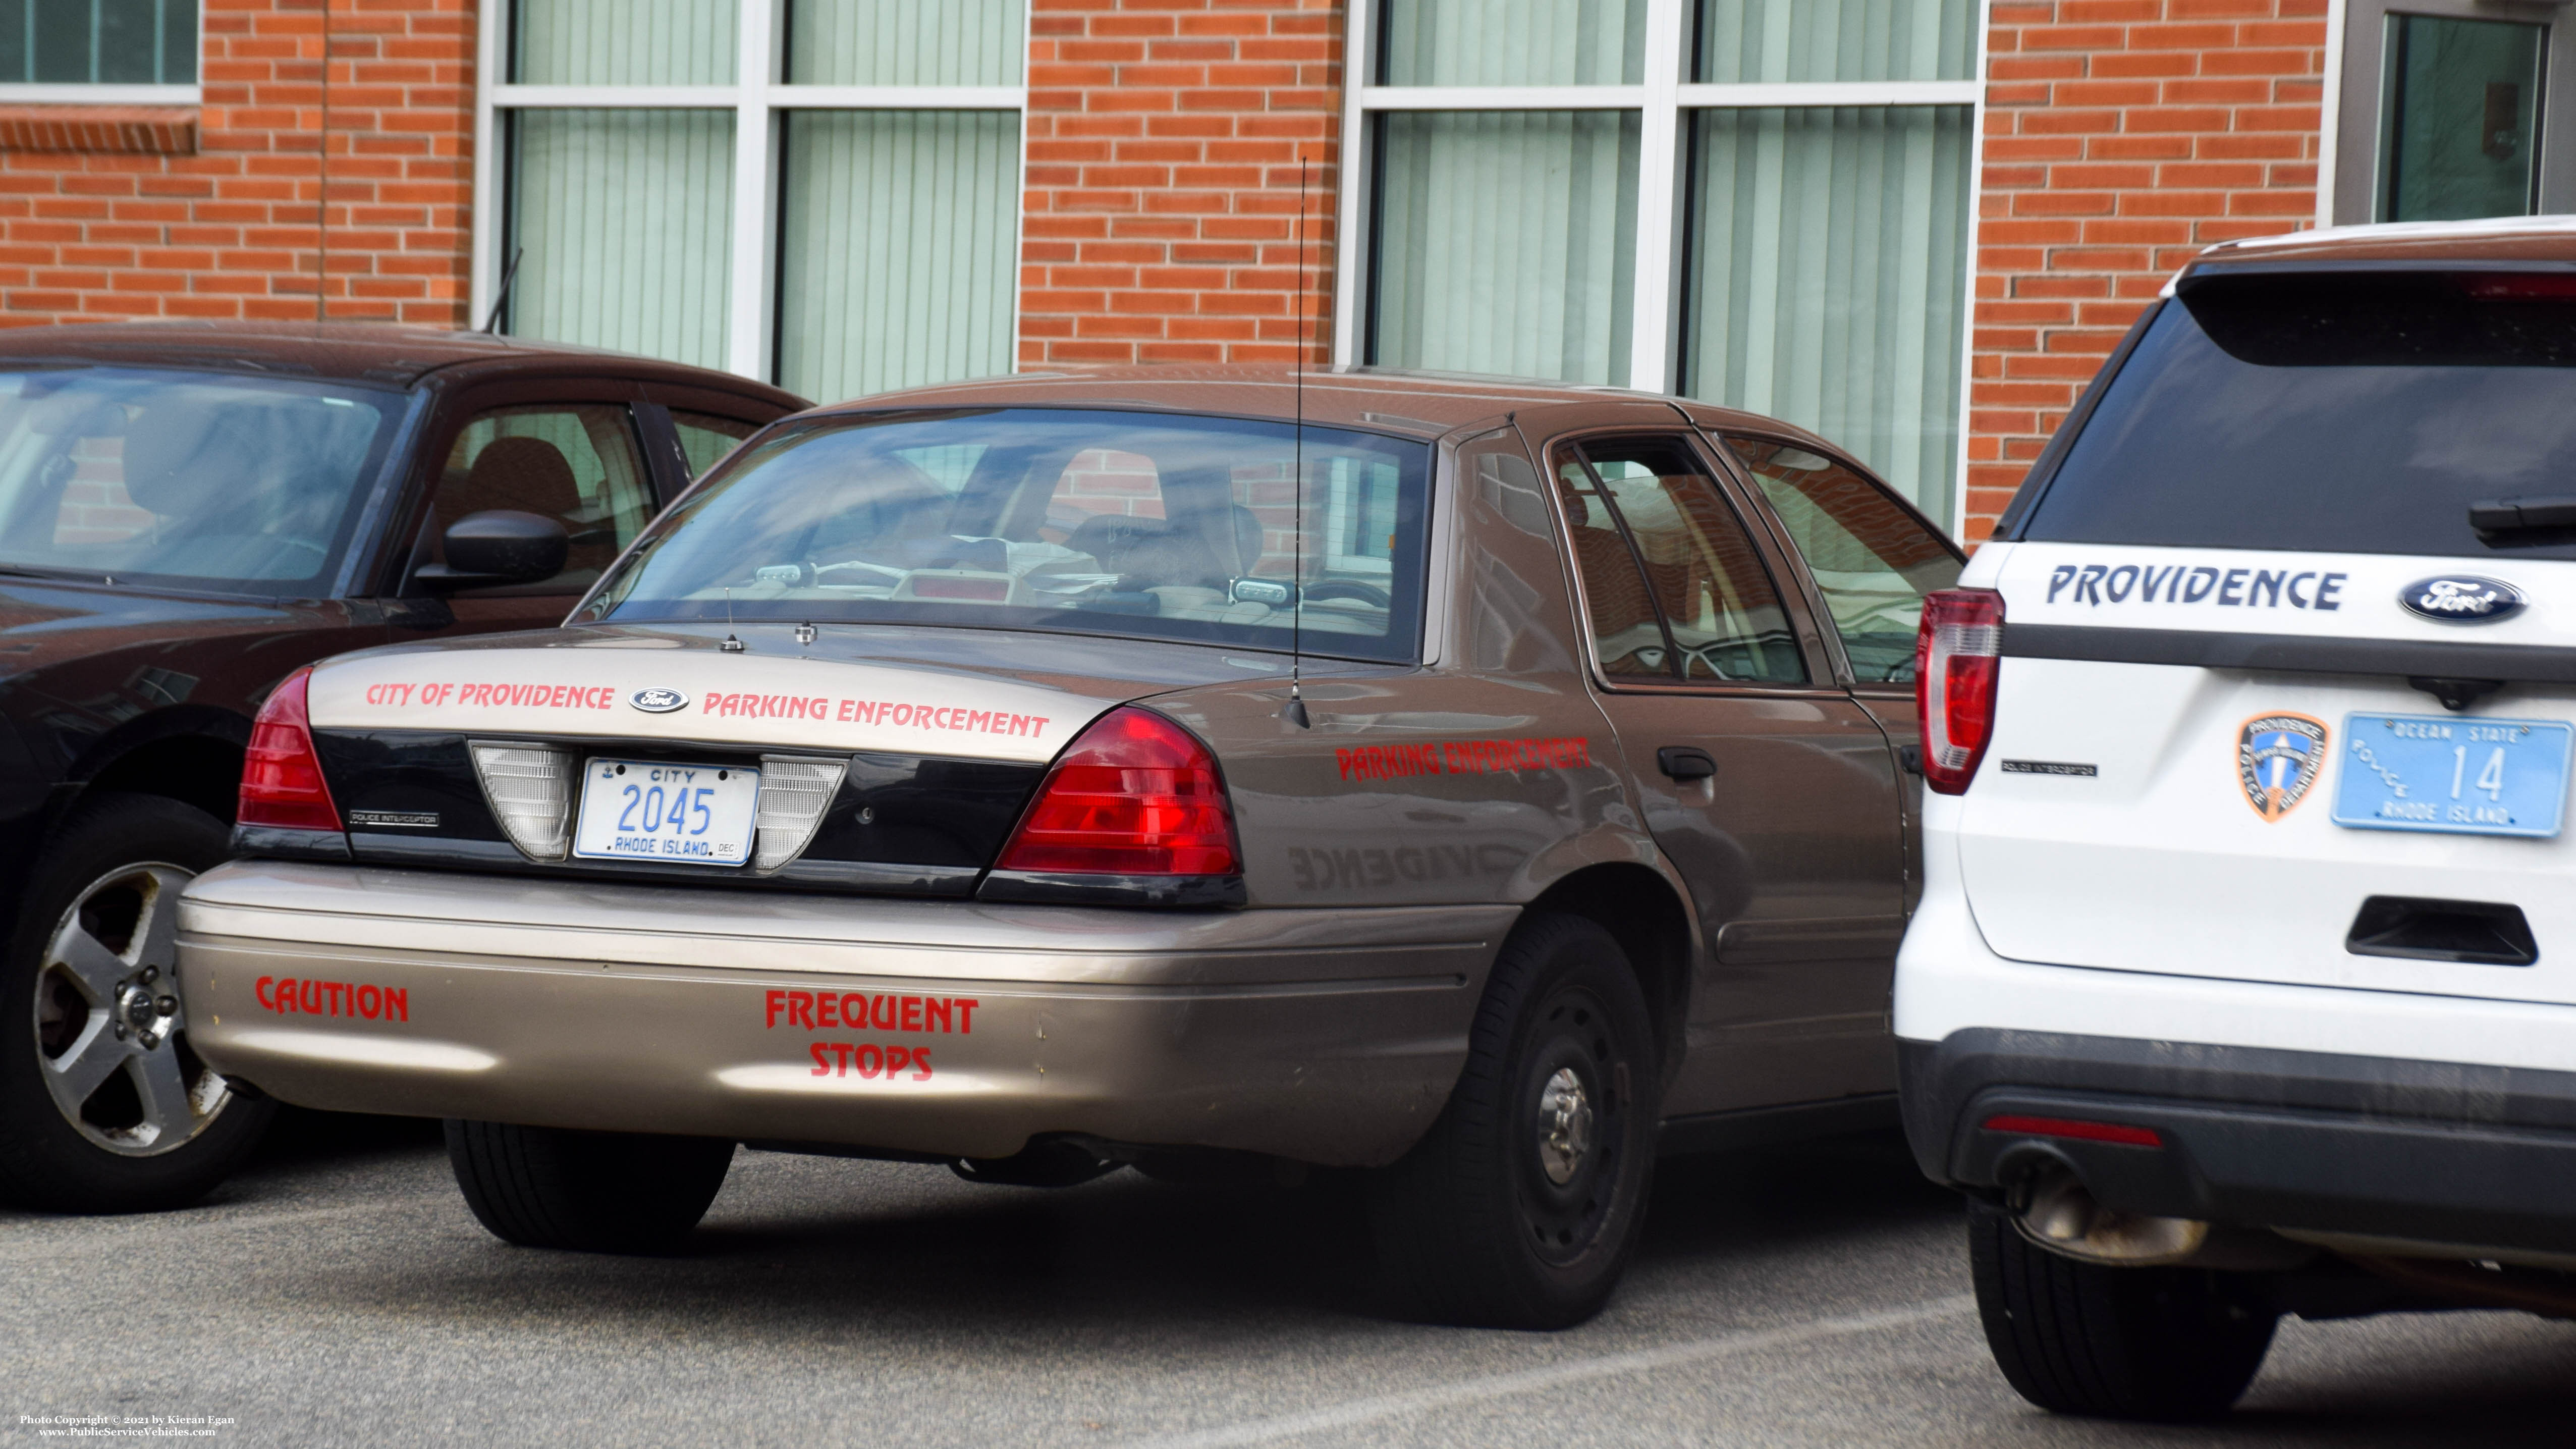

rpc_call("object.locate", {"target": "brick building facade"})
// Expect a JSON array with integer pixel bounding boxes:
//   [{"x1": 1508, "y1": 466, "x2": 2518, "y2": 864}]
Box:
[{"x1": 0, "y1": 0, "x2": 2529, "y2": 541}]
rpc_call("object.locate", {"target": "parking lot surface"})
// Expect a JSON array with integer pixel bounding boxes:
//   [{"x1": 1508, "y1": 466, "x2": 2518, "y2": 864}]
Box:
[{"x1": 6, "y1": 1117, "x2": 2572, "y2": 1448}]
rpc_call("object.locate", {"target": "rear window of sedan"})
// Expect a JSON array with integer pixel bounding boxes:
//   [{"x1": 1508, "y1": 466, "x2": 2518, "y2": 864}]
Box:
[{"x1": 580, "y1": 408, "x2": 1434, "y2": 662}]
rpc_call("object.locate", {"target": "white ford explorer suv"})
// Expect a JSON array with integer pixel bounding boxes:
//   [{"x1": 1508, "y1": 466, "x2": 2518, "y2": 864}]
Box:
[{"x1": 1900, "y1": 218, "x2": 2576, "y2": 1420}]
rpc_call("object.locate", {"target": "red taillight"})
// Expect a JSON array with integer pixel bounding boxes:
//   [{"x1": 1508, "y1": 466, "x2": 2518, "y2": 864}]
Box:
[
  {"x1": 1982, "y1": 1114, "x2": 2163, "y2": 1148},
  {"x1": 996, "y1": 707, "x2": 1239, "y2": 877},
  {"x1": 1915, "y1": 587, "x2": 2004, "y2": 796},
  {"x1": 238, "y1": 666, "x2": 342, "y2": 831}
]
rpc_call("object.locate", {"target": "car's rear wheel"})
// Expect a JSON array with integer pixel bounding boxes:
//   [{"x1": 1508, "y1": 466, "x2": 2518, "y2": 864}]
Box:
[
  {"x1": 0, "y1": 793, "x2": 275, "y2": 1213},
  {"x1": 1365, "y1": 912, "x2": 1658, "y2": 1329},
  {"x1": 1968, "y1": 1197, "x2": 2277, "y2": 1420},
  {"x1": 446, "y1": 1118, "x2": 734, "y2": 1254}
]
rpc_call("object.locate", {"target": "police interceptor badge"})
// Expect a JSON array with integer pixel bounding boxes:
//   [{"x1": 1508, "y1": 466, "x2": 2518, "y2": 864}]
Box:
[
  {"x1": 2238, "y1": 713, "x2": 2328, "y2": 822},
  {"x1": 629, "y1": 687, "x2": 689, "y2": 714}
]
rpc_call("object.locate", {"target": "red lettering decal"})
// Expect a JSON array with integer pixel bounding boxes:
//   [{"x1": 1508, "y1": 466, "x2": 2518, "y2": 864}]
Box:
[
  {"x1": 328, "y1": 981, "x2": 347, "y2": 1016},
  {"x1": 841, "y1": 993, "x2": 865, "y2": 1030},
  {"x1": 386, "y1": 988, "x2": 407, "y2": 1022},
  {"x1": 300, "y1": 981, "x2": 323, "y2": 1013},
  {"x1": 912, "y1": 1047, "x2": 933, "y2": 1081},
  {"x1": 811, "y1": 696, "x2": 827, "y2": 719},
  {"x1": 816, "y1": 992, "x2": 839, "y2": 1029},
  {"x1": 924, "y1": 997, "x2": 952, "y2": 1033},
  {"x1": 900, "y1": 995, "x2": 922, "y2": 1032},
  {"x1": 357, "y1": 984, "x2": 381, "y2": 1019},
  {"x1": 1335, "y1": 747, "x2": 1354, "y2": 781},
  {"x1": 855, "y1": 1044, "x2": 883, "y2": 1079},
  {"x1": 886, "y1": 1045, "x2": 913, "y2": 1077},
  {"x1": 870, "y1": 994, "x2": 897, "y2": 1030},
  {"x1": 788, "y1": 990, "x2": 814, "y2": 1029},
  {"x1": 891, "y1": 704, "x2": 913, "y2": 726},
  {"x1": 836, "y1": 699, "x2": 855, "y2": 722},
  {"x1": 1030, "y1": 717, "x2": 1049, "y2": 737},
  {"x1": 809, "y1": 1042, "x2": 832, "y2": 1077},
  {"x1": 273, "y1": 977, "x2": 297, "y2": 1012},
  {"x1": 955, "y1": 998, "x2": 978, "y2": 1034},
  {"x1": 255, "y1": 976, "x2": 274, "y2": 1009},
  {"x1": 830, "y1": 1042, "x2": 854, "y2": 1077},
  {"x1": 764, "y1": 989, "x2": 785, "y2": 1029},
  {"x1": 966, "y1": 709, "x2": 991, "y2": 732}
]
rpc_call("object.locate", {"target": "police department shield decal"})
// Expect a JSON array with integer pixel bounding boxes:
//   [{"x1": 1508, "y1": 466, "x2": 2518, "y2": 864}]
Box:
[{"x1": 2237, "y1": 713, "x2": 2328, "y2": 822}]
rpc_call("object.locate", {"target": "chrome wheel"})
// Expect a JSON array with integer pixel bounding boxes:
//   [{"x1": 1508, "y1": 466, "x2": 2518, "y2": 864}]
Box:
[
  {"x1": 31, "y1": 861, "x2": 230, "y2": 1155},
  {"x1": 1536, "y1": 1066, "x2": 1594, "y2": 1186}
]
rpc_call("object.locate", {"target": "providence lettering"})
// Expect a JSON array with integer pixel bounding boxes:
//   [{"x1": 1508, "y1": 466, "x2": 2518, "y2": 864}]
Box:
[{"x1": 2045, "y1": 562, "x2": 2347, "y2": 611}]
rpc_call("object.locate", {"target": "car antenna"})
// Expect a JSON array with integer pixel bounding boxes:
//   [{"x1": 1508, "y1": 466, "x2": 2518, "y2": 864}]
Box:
[
  {"x1": 721, "y1": 585, "x2": 744, "y2": 653},
  {"x1": 480, "y1": 247, "x2": 524, "y2": 334},
  {"x1": 1280, "y1": 152, "x2": 1313, "y2": 730}
]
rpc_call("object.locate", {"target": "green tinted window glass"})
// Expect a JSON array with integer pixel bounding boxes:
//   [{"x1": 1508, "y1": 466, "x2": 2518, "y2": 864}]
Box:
[
  {"x1": 671, "y1": 411, "x2": 756, "y2": 478},
  {"x1": 1728, "y1": 437, "x2": 1957, "y2": 683},
  {"x1": 1380, "y1": 0, "x2": 1645, "y2": 84},
  {"x1": 513, "y1": 0, "x2": 736, "y2": 84},
  {"x1": 1696, "y1": 0, "x2": 1974, "y2": 83},
  {"x1": 2379, "y1": 14, "x2": 2543, "y2": 222},
  {"x1": 0, "y1": 0, "x2": 196, "y2": 84},
  {"x1": 1372, "y1": 111, "x2": 1640, "y2": 386},
  {"x1": 787, "y1": 0, "x2": 1023, "y2": 84}
]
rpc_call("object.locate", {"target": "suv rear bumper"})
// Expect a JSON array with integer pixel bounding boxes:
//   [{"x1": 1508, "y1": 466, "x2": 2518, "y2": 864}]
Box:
[
  {"x1": 1900, "y1": 1029, "x2": 2576, "y2": 1256},
  {"x1": 179, "y1": 861, "x2": 1509, "y2": 1166}
]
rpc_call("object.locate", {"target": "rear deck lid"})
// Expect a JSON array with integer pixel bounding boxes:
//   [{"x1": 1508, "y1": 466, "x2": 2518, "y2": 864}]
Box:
[{"x1": 1960, "y1": 263, "x2": 2576, "y2": 1002}]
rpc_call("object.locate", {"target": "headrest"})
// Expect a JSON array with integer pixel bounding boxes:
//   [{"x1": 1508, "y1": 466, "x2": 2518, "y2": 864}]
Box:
[{"x1": 460, "y1": 436, "x2": 579, "y2": 519}]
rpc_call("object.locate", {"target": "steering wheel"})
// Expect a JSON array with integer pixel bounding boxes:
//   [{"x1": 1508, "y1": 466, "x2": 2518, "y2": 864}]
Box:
[{"x1": 1301, "y1": 580, "x2": 1392, "y2": 610}]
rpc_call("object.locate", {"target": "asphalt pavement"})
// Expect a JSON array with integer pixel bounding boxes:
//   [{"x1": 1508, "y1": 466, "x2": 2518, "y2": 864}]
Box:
[{"x1": 6, "y1": 1113, "x2": 2574, "y2": 1447}]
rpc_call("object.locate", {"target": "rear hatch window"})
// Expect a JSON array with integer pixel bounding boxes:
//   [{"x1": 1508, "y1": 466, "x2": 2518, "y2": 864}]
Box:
[{"x1": 2022, "y1": 267, "x2": 2576, "y2": 559}]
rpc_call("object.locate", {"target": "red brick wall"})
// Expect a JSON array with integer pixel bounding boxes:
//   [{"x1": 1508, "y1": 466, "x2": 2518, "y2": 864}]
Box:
[
  {"x1": 1963, "y1": 0, "x2": 2326, "y2": 542},
  {"x1": 0, "y1": 0, "x2": 473, "y2": 328},
  {"x1": 1019, "y1": 0, "x2": 1342, "y2": 366}
]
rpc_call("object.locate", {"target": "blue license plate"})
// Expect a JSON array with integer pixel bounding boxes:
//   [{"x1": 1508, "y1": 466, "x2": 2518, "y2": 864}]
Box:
[{"x1": 2333, "y1": 713, "x2": 2573, "y2": 838}]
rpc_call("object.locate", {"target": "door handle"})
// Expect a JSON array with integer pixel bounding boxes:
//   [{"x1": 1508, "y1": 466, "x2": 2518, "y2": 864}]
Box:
[{"x1": 1657, "y1": 746, "x2": 1717, "y2": 781}]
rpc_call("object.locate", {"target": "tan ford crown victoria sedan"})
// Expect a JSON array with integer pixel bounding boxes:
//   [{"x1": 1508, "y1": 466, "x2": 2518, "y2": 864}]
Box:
[{"x1": 177, "y1": 367, "x2": 1960, "y2": 1328}]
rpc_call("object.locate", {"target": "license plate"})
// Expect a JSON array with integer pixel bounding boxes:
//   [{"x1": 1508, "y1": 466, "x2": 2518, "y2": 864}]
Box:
[
  {"x1": 2332, "y1": 713, "x2": 2572, "y2": 838},
  {"x1": 572, "y1": 758, "x2": 760, "y2": 865}
]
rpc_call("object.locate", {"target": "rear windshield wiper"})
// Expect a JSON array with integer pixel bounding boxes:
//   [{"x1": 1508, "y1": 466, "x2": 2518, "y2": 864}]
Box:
[{"x1": 2470, "y1": 495, "x2": 2576, "y2": 544}]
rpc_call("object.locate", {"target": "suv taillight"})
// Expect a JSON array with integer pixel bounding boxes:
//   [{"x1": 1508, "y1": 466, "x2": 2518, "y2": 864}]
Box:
[
  {"x1": 1915, "y1": 588, "x2": 2004, "y2": 796},
  {"x1": 996, "y1": 707, "x2": 1239, "y2": 876},
  {"x1": 239, "y1": 666, "x2": 342, "y2": 831}
]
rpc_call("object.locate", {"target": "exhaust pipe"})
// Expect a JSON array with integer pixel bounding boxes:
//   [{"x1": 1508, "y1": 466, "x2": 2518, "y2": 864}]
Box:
[{"x1": 2010, "y1": 1164, "x2": 2314, "y2": 1270}]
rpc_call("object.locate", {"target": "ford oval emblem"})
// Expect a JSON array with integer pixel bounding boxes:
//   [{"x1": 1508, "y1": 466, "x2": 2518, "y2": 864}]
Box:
[
  {"x1": 2399, "y1": 575, "x2": 2526, "y2": 624},
  {"x1": 629, "y1": 687, "x2": 690, "y2": 713}
]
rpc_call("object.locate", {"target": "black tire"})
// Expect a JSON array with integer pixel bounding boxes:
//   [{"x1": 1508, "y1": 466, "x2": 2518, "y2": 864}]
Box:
[
  {"x1": 1365, "y1": 911, "x2": 1659, "y2": 1329},
  {"x1": 1968, "y1": 1197, "x2": 2278, "y2": 1420},
  {"x1": 0, "y1": 793, "x2": 276, "y2": 1213},
  {"x1": 445, "y1": 1118, "x2": 734, "y2": 1254}
]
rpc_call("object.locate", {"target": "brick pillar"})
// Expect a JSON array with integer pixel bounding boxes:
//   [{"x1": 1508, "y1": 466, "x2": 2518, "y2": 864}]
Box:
[
  {"x1": 1020, "y1": 0, "x2": 1343, "y2": 366},
  {"x1": 0, "y1": 0, "x2": 473, "y2": 328},
  {"x1": 1963, "y1": 0, "x2": 2326, "y2": 542}
]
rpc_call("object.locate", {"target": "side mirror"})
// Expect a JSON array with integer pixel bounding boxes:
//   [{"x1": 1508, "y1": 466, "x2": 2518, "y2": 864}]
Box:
[{"x1": 416, "y1": 509, "x2": 568, "y2": 588}]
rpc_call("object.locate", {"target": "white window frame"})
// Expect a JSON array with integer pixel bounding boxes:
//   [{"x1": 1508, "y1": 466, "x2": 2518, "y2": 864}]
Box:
[
  {"x1": 1333, "y1": 0, "x2": 1987, "y2": 534},
  {"x1": 472, "y1": 0, "x2": 1029, "y2": 382},
  {"x1": 0, "y1": 0, "x2": 201, "y2": 103}
]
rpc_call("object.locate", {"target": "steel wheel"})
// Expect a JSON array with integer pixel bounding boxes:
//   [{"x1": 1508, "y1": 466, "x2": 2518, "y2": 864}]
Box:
[{"x1": 32, "y1": 860, "x2": 232, "y2": 1155}]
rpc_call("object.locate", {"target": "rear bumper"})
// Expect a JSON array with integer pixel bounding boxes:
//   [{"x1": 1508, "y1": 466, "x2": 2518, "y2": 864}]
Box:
[
  {"x1": 179, "y1": 861, "x2": 1510, "y2": 1165},
  {"x1": 1900, "y1": 1029, "x2": 2576, "y2": 1256}
]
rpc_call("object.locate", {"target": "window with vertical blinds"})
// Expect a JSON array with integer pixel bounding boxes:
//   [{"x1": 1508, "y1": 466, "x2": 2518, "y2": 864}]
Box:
[
  {"x1": 778, "y1": 110, "x2": 1019, "y2": 402},
  {"x1": 1356, "y1": 0, "x2": 1978, "y2": 526},
  {"x1": 1682, "y1": 105, "x2": 1969, "y2": 515},
  {"x1": 509, "y1": 111, "x2": 736, "y2": 372},
  {"x1": 1373, "y1": 111, "x2": 1641, "y2": 386},
  {"x1": 491, "y1": 0, "x2": 1024, "y2": 401}
]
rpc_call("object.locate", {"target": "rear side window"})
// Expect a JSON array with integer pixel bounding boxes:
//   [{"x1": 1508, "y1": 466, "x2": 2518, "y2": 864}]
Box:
[
  {"x1": 1727, "y1": 437, "x2": 1959, "y2": 683},
  {"x1": 2023, "y1": 270, "x2": 2576, "y2": 559}
]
